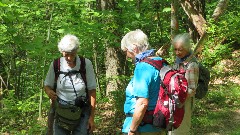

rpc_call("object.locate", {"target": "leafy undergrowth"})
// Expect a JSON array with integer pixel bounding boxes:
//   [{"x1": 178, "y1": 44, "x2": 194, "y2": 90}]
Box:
[
  {"x1": 190, "y1": 46, "x2": 240, "y2": 135},
  {"x1": 94, "y1": 102, "x2": 124, "y2": 135},
  {"x1": 94, "y1": 91, "x2": 125, "y2": 135},
  {"x1": 191, "y1": 83, "x2": 240, "y2": 135}
]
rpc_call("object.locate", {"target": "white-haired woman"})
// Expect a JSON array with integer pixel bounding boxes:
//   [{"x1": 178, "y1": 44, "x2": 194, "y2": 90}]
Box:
[
  {"x1": 168, "y1": 33, "x2": 199, "y2": 135},
  {"x1": 121, "y1": 29, "x2": 166, "y2": 135},
  {"x1": 44, "y1": 34, "x2": 97, "y2": 135}
]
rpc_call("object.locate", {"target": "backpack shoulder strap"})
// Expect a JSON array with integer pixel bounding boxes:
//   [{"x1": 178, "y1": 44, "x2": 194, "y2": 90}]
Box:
[
  {"x1": 53, "y1": 56, "x2": 88, "y2": 96},
  {"x1": 141, "y1": 58, "x2": 168, "y2": 71},
  {"x1": 78, "y1": 56, "x2": 89, "y2": 99},
  {"x1": 53, "y1": 57, "x2": 61, "y2": 91},
  {"x1": 141, "y1": 58, "x2": 172, "y2": 100},
  {"x1": 53, "y1": 56, "x2": 87, "y2": 84},
  {"x1": 79, "y1": 56, "x2": 87, "y2": 89}
]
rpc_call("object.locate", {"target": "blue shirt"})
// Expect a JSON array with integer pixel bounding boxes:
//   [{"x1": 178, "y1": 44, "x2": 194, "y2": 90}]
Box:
[{"x1": 122, "y1": 57, "x2": 163, "y2": 133}]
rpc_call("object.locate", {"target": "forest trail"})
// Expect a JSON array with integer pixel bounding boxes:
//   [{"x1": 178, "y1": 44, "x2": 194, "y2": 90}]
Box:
[
  {"x1": 194, "y1": 46, "x2": 240, "y2": 135},
  {"x1": 213, "y1": 49, "x2": 240, "y2": 84}
]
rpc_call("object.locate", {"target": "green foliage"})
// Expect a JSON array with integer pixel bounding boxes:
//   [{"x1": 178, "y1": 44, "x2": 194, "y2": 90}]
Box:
[
  {"x1": 203, "y1": 40, "x2": 232, "y2": 65},
  {"x1": 202, "y1": 0, "x2": 240, "y2": 66},
  {"x1": 0, "y1": 90, "x2": 48, "y2": 134},
  {"x1": 95, "y1": 89, "x2": 126, "y2": 133},
  {"x1": 110, "y1": 90, "x2": 125, "y2": 114},
  {"x1": 0, "y1": 0, "x2": 239, "y2": 134},
  {"x1": 192, "y1": 83, "x2": 240, "y2": 134}
]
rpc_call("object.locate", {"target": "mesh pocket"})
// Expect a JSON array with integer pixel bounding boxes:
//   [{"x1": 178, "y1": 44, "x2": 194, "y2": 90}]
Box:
[{"x1": 153, "y1": 111, "x2": 166, "y2": 129}]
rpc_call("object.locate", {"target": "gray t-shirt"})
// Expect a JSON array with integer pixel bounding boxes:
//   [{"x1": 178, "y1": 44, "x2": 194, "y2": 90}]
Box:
[{"x1": 44, "y1": 56, "x2": 97, "y2": 101}]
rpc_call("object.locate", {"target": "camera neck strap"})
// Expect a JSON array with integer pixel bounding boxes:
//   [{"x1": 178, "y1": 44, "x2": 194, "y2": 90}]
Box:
[
  {"x1": 60, "y1": 70, "x2": 79, "y2": 97},
  {"x1": 53, "y1": 56, "x2": 88, "y2": 99}
]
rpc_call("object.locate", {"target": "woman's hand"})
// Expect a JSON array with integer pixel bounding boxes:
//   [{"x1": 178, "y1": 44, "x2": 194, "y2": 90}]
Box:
[
  {"x1": 128, "y1": 130, "x2": 139, "y2": 135},
  {"x1": 187, "y1": 89, "x2": 196, "y2": 98},
  {"x1": 128, "y1": 132, "x2": 135, "y2": 135},
  {"x1": 45, "y1": 87, "x2": 57, "y2": 101}
]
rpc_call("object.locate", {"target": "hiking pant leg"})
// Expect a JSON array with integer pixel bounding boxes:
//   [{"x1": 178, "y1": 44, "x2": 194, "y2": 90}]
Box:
[
  {"x1": 47, "y1": 102, "x2": 55, "y2": 135},
  {"x1": 168, "y1": 97, "x2": 195, "y2": 135},
  {"x1": 53, "y1": 119, "x2": 70, "y2": 135},
  {"x1": 72, "y1": 106, "x2": 90, "y2": 135}
]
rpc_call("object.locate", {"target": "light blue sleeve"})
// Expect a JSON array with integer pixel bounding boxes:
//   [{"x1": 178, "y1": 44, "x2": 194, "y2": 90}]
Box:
[{"x1": 132, "y1": 63, "x2": 153, "y2": 98}]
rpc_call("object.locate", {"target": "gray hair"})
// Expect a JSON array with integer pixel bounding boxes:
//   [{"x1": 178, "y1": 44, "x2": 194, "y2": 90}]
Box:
[
  {"x1": 172, "y1": 33, "x2": 192, "y2": 51},
  {"x1": 121, "y1": 29, "x2": 149, "y2": 52},
  {"x1": 58, "y1": 34, "x2": 80, "y2": 52}
]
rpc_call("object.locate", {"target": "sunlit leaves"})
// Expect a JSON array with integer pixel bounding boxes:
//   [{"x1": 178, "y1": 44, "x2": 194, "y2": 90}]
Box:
[
  {"x1": 0, "y1": 2, "x2": 7, "y2": 7},
  {"x1": 135, "y1": 13, "x2": 140, "y2": 18},
  {"x1": 56, "y1": 29, "x2": 65, "y2": 33},
  {"x1": 162, "y1": 7, "x2": 171, "y2": 12}
]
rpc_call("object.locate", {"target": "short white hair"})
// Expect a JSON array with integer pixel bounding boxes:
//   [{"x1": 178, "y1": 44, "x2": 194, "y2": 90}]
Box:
[
  {"x1": 58, "y1": 34, "x2": 80, "y2": 52},
  {"x1": 121, "y1": 29, "x2": 149, "y2": 52},
  {"x1": 172, "y1": 33, "x2": 192, "y2": 51}
]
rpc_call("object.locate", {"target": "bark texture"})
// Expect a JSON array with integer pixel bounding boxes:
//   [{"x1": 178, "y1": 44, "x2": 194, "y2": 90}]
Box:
[
  {"x1": 212, "y1": 0, "x2": 229, "y2": 21},
  {"x1": 180, "y1": 0, "x2": 206, "y2": 37},
  {"x1": 98, "y1": 0, "x2": 125, "y2": 96}
]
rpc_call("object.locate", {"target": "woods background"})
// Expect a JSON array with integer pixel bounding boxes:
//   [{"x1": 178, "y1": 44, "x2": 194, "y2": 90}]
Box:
[{"x1": 0, "y1": 0, "x2": 239, "y2": 134}]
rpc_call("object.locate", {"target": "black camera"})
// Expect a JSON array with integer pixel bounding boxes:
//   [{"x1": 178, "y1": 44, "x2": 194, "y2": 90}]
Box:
[{"x1": 75, "y1": 96, "x2": 89, "y2": 108}]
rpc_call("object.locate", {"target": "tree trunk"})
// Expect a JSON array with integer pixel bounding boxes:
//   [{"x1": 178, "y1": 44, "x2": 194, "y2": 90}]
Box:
[
  {"x1": 0, "y1": 55, "x2": 7, "y2": 109},
  {"x1": 188, "y1": 0, "x2": 205, "y2": 43},
  {"x1": 180, "y1": 0, "x2": 206, "y2": 37},
  {"x1": 0, "y1": 75, "x2": 8, "y2": 109},
  {"x1": 212, "y1": 0, "x2": 229, "y2": 21},
  {"x1": 97, "y1": 0, "x2": 125, "y2": 96},
  {"x1": 187, "y1": 0, "x2": 229, "y2": 55},
  {"x1": 171, "y1": 0, "x2": 179, "y2": 39},
  {"x1": 105, "y1": 47, "x2": 125, "y2": 95},
  {"x1": 156, "y1": 0, "x2": 179, "y2": 56},
  {"x1": 93, "y1": 43, "x2": 102, "y2": 97},
  {"x1": 157, "y1": 0, "x2": 229, "y2": 56}
]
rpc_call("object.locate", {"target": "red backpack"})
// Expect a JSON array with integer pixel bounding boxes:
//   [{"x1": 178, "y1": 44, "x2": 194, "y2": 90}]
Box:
[{"x1": 141, "y1": 58, "x2": 188, "y2": 131}]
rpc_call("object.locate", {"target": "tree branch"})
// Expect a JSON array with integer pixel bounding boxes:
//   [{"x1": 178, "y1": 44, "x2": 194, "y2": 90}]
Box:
[
  {"x1": 212, "y1": 0, "x2": 229, "y2": 21},
  {"x1": 180, "y1": 0, "x2": 207, "y2": 37}
]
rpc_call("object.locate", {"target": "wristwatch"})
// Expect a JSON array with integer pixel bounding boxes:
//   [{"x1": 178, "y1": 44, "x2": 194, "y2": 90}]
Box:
[{"x1": 129, "y1": 129, "x2": 136, "y2": 134}]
